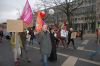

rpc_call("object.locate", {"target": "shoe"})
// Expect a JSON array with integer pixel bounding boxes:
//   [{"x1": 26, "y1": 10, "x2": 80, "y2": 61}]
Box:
[
  {"x1": 15, "y1": 61, "x2": 20, "y2": 66},
  {"x1": 27, "y1": 59, "x2": 31, "y2": 63}
]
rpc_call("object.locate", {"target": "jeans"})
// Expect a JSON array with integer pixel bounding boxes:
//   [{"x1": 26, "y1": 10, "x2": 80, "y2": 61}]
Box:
[{"x1": 42, "y1": 54, "x2": 48, "y2": 66}]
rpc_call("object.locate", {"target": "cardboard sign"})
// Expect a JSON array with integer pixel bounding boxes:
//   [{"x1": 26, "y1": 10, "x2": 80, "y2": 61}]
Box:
[
  {"x1": 61, "y1": 30, "x2": 68, "y2": 37},
  {"x1": 71, "y1": 32, "x2": 77, "y2": 39},
  {"x1": 7, "y1": 20, "x2": 24, "y2": 32}
]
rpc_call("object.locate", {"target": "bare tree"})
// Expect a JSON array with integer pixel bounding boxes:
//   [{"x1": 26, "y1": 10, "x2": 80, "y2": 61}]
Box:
[{"x1": 43, "y1": 0, "x2": 83, "y2": 28}]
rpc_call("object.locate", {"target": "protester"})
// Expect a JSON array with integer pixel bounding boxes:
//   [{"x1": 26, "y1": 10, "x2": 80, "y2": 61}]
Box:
[
  {"x1": 0, "y1": 30, "x2": 3, "y2": 42},
  {"x1": 26, "y1": 31, "x2": 31, "y2": 45},
  {"x1": 37, "y1": 25, "x2": 52, "y2": 66},
  {"x1": 80, "y1": 29, "x2": 83, "y2": 40},
  {"x1": 10, "y1": 32, "x2": 22, "y2": 66},
  {"x1": 29, "y1": 28, "x2": 35, "y2": 45},
  {"x1": 67, "y1": 28, "x2": 76, "y2": 49},
  {"x1": 19, "y1": 30, "x2": 32, "y2": 63},
  {"x1": 54, "y1": 29, "x2": 61, "y2": 47},
  {"x1": 19, "y1": 32, "x2": 26, "y2": 56},
  {"x1": 48, "y1": 28, "x2": 57, "y2": 62},
  {"x1": 25, "y1": 31, "x2": 32, "y2": 62},
  {"x1": 60, "y1": 27, "x2": 68, "y2": 48},
  {"x1": 96, "y1": 28, "x2": 99, "y2": 41}
]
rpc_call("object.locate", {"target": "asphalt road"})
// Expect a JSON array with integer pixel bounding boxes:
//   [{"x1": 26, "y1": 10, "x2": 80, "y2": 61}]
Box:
[{"x1": 0, "y1": 36, "x2": 100, "y2": 66}]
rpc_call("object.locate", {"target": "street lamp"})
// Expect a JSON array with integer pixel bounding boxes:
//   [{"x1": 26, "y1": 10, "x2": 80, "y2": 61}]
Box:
[
  {"x1": 48, "y1": 9, "x2": 55, "y2": 15},
  {"x1": 48, "y1": 9, "x2": 55, "y2": 24}
]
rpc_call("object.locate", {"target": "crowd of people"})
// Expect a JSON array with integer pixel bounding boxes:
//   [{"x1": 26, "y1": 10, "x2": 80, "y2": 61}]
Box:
[{"x1": 0, "y1": 24, "x2": 84, "y2": 66}]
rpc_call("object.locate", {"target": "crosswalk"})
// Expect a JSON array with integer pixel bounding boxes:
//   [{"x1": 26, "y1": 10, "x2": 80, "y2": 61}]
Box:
[
  {"x1": 30, "y1": 39, "x2": 100, "y2": 66},
  {"x1": 61, "y1": 56, "x2": 78, "y2": 66},
  {"x1": 77, "y1": 40, "x2": 89, "y2": 50},
  {"x1": 31, "y1": 46, "x2": 100, "y2": 66},
  {"x1": 81, "y1": 40, "x2": 89, "y2": 45}
]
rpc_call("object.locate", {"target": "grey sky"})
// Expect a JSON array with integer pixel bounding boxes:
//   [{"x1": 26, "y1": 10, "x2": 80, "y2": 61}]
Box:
[
  {"x1": 0, "y1": 0, "x2": 44, "y2": 23},
  {"x1": 0, "y1": 0, "x2": 72, "y2": 23}
]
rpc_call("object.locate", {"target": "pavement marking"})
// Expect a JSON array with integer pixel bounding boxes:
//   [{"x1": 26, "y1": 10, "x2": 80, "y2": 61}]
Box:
[
  {"x1": 79, "y1": 58, "x2": 100, "y2": 65},
  {"x1": 57, "y1": 53, "x2": 69, "y2": 57},
  {"x1": 77, "y1": 47, "x2": 96, "y2": 52},
  {"x1": 31, "y1": 46, "x2": 100, "y2": 66},
  {"x1": 77, "y1": 47, "x2": 84, "y2": 50},
  {"x1": 82, "y1": 40, "x2": 89, "y2": 45},
  {"x1": 31, "y1": 46, "x2": 40, "y2": 50},
  {"x1": 61, "y1": 56, "x2": 78, "y2": 66},
  {"x1": 77, "y1": 40, "x2": 89, "y2": 51}
]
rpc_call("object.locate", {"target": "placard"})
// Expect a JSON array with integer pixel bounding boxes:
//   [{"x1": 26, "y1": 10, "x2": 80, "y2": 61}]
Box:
[
  {"x1": 7, "y1": 20, "x2": 24, "y2": 32},
  {"x1": 71, "y1": 32, "x2": 77, "y2": 39}
]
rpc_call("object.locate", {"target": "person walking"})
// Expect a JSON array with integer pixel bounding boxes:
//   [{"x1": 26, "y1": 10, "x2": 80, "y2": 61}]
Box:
[
  {"x1": 29, "y1": 28, "x2": 35, "y2": 45},
  {"x1": 60, "y1": 27, "x2": 68, "y2": 48},
  {"x1": 0, "y1": 30, "x2": 3, "y2": 42},
  {"x1": 67, "y1": 28, "x2": 76, "y2": 49},
  {"x1": 10, "y1": 32, "x2": 22, "y2": 66},
  {"x1": 19, "y1": 31, "x2": 31, "y2": 63},
  {"x1": 80, "y1": 29, "x2": 83, "y2": 40},
  {"x1": 37, "y1": 25, "x2": 52, "y2": 66},
  {"x1": 48, "y1": 28, "x2": 57, "y2": 62}
]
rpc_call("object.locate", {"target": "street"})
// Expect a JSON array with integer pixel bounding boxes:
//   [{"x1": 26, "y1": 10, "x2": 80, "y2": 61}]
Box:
[{"x1": 0, "y1": 35, "x2": 100, "y2": 66}]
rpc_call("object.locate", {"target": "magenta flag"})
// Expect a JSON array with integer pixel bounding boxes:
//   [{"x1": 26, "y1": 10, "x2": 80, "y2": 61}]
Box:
[
  {"x1": 42, "y1": 20, "x2": 46, "y2": 25},
  {"x1": 21, "y1": 0, "x2": 33, "y2": 26}
]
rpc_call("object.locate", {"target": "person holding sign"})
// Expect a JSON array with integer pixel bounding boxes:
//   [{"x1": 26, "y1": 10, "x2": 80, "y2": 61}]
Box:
[
  {"x1": 67, "y1": 28, "x2": 76, "y2": 49},
  {"x1": 10, "y1": 32, "x2": 22, "y2": 66},
  {"x1": 60, "y1": 27, "x2": 68, "y2": 48}
]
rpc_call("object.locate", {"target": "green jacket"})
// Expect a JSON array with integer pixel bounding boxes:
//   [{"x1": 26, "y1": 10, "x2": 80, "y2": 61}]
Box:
[{"x1": 38, "y1": 31, "x2": 52, "y2": 55}]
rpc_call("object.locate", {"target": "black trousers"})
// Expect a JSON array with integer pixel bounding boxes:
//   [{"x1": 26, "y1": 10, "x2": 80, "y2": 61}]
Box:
[
  {"x1": 67, "y1": 39, "x2": 76, "y2": 48},
  {"x1": 48, "y1": 47, "x2": 57, "y2": 61}
]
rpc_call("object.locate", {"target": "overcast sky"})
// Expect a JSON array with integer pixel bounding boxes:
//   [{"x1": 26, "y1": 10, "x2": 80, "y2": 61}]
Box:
[
  {"x1": 0, "y1": 0, "x2": 72, "y2": 23},
  {"x1": 0, "y1": 0, "x2": 46, "y2": 23}
]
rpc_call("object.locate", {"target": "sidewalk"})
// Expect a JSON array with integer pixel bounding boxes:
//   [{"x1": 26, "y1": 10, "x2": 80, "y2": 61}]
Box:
[{"x1": 83, "y1": 34, "x2": 96, "y2": 38}]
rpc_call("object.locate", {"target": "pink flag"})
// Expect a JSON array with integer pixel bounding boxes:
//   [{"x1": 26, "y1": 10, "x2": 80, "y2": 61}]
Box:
[
  {"x1": 21, "y1": 0, "x2": 33, "y2": 26},
  {"x1": 42, "y1": 20, "x2": 46, "y2": 25}
]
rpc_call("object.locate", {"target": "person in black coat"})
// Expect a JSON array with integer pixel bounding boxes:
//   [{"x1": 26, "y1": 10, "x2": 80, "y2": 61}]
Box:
[
  {"x1": 80, "y1": 29, "x2": 83, "y2": 40},
  {"x1": 0, "y1": 30, "x2": 3, "y2": 42},
  {"x1": 67, "y1": 28, "x2": 76, "y2": 49},
  {"x1": 48, "y1": 28, "x2": 57, "y2": 62}
]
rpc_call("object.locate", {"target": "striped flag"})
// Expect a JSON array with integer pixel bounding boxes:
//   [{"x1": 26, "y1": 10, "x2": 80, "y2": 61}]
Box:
[{"x1": 21, "y1": 0, "x2": 33, "y2": 26}]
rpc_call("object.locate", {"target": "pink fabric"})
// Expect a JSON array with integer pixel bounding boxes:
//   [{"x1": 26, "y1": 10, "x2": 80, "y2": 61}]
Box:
[
  {"x1": 42, "y1": 21, "x2": 46, "y2": 26},
  {"x1": 21, "y1": 0, "x2": 33, "y2": 26}
]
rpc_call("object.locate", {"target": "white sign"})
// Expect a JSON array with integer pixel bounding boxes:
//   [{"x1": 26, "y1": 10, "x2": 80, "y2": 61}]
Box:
[{"x1": 61, "y1": 29, "x2": 68, "y2": 37}]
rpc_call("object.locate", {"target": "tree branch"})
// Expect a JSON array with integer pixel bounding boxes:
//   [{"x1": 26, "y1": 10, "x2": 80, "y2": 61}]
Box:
[
  {"x1": 70, "y1": 0, "x2": 83, "y2": 12},
  {"x1": 54, "y1": 0, "x2": 68, "y2": 11}
]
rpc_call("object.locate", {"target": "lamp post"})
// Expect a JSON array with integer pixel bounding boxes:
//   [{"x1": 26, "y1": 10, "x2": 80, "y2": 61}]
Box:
[
  {"x1": 48, "y1": 9, "x2": 55, "y2": 15},
  {"x1": 48, "y1": 9, "x2": 55, "y2": 24}
]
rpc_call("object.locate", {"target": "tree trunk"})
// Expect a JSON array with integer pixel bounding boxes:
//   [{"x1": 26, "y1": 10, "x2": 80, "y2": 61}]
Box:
[{"x1": 66, "y1": 14, "x2": 72, "y2": 28}]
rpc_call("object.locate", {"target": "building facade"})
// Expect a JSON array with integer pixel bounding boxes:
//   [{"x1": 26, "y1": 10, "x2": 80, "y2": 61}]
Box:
[
  {"x1": 96, "y1": 0, "x2": 100, "y2": 28},
  {"x1": 44, "y1": 0, "x2": 96, "y2": 33},
  {"x1": 72, "y1": 0, "x2": 96, "y2": 32}
]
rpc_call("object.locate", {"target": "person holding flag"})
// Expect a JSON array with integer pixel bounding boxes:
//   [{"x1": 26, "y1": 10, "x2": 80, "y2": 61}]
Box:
[
  {"x1": 10, "y1": 32, "x2": 22, "y2": 66},
  {"x1": 35, "y1": 11, "x2": 52, "y2": 66}
]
